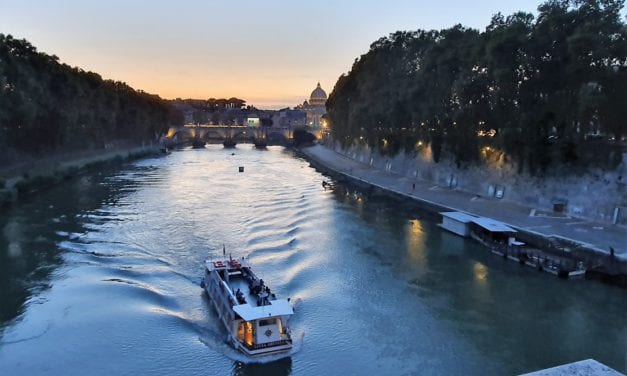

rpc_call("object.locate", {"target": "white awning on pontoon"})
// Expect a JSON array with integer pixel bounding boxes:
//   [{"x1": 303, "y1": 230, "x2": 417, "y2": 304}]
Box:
[
  {"x1": 471, "y1": 217, "x2": 517, "y2": 233},
  {"x1": 441, "y1": 211, "x2": 477, "y2": 223}
]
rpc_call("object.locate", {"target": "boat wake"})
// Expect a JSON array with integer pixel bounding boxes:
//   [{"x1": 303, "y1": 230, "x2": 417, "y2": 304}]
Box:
[{"x1": 291, "y1": 297, "x2": 304, "y2": 310}]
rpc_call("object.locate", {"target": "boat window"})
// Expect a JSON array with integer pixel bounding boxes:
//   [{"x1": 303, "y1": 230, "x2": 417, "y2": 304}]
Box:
[{"x1": 258, "y1": 318, "x2": 276, "y2": 326}]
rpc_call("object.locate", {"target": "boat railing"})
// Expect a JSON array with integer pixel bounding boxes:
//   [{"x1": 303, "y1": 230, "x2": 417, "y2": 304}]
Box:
[{"x1": 220, "y1": 279, "x2": 237, "y2": 306}]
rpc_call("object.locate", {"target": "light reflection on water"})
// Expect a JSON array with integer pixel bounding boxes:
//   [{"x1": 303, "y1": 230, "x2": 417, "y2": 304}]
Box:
[
  {"x1": 406, "y1": 219, "x2": 428, "y2": 267},
  {"x1": 472, "y1": 262, "x2": 488, "y2": 283},
  {"x1": 0, "y1": 145, "x2": 625, "y2": 376}
]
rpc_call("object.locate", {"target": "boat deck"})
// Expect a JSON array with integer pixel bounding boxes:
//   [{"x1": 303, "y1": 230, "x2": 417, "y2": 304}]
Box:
[{"x1": 227, "y1": 272, "x2": 273, "y2": 308}]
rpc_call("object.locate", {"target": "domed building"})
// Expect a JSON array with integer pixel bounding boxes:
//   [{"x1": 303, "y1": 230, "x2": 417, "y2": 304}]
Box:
[
  {"x1": 297, "y1": 82, "x2": 327, "y2": 127},
  {"x1": 309, "y1": 82, "x2": 327, "y2": 106}
]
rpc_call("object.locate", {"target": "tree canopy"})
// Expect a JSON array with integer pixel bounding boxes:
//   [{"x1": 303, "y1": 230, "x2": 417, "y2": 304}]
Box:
[
  {"x1": 326, "y1": 0, "x2": 627, "y2": 174},
  {"x1": 0, "y1": 34, "x2": 181, "y2": 155}
]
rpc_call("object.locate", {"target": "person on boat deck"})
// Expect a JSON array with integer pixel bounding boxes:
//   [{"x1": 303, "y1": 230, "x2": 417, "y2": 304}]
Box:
[
  {"x1": 251, "y1": 279, "x2": 259, "y2": 290},
  {"x1": 235, "y1": 288, "x2": 246, "y2": 304}
]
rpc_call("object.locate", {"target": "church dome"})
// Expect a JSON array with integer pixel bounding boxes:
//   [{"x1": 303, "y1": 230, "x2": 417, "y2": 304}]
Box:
[{"x1": 309, "y1": 82, "x2": 327, "y2": 106}]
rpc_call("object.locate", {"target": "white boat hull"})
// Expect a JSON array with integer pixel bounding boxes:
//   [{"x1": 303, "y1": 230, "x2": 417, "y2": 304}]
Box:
[{"x1": 203, "y1": 258, "x2": 293, "y2": 357}]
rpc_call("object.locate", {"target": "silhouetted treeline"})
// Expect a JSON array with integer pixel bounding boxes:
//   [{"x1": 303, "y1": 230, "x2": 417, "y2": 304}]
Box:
[
  {"x1": 0, "y1": 34, "x2": 181, "y2": 155},
  {"x1": 326, "y1": 0, "x2": 627, "y2": 174}
]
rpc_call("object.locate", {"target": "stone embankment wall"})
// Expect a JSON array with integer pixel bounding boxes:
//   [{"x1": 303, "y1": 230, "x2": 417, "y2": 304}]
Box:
[
  {"x1": 328, "y1": 141, "x2": 627, "y2": 225},
  {"x1": 0, "y1": 144, "x2": 160, "y2": 209}
]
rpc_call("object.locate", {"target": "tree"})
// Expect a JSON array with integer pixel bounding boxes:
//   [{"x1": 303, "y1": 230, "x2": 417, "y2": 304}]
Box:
[
  {"x1": 0, "y1": 34, "x2": 175, "y2": 156},
  {"x1": 325, "y1": 0, "x2": 627, "y2": 174}
]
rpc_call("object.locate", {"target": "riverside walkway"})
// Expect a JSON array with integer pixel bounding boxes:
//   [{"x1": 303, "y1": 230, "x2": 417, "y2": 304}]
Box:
[{"x1": 301, "y1": 144, "x2": 627, "y2": 262}]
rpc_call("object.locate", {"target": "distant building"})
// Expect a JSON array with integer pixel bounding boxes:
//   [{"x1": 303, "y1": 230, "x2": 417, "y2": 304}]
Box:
[
  {"x1": 296, "y1": 82, "x2": 327, "y2": 127},
  {"x1": 271, "y1": 108, "x2": 307, "y2": 128}
]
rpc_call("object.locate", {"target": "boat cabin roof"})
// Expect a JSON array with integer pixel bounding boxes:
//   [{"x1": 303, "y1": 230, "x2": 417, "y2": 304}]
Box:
[
  {"x1": 233, "y1": 299, "x2": 294, "y2": 321},
  {"x1": 471, "y1": 217, "x2": 517, "y2": 233}
]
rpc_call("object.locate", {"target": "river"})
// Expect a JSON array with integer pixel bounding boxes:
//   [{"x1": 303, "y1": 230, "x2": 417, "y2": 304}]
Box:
[{"x1": 0, "y1": 145, "x2": 625, "y2": 375}]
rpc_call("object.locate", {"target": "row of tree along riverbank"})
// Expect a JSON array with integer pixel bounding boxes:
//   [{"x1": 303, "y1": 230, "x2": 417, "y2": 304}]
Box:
[
  {"x1": 0, "y1": 33, "x2": 181, "y2": 207},
  {"x1": 326, "y1": 0, "x2": 626, "y2": 175},
  {"x1": 0, "y1": 32, "x2": 187, "y2": 208},
  {"x1": 0, "y1": 34, "x2": 180, "y2": 162}
]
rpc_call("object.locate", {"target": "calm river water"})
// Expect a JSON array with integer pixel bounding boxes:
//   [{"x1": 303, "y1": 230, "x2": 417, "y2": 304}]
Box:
[{"x1": 0, "y1": 145, "x2": 625, "y2": 375}]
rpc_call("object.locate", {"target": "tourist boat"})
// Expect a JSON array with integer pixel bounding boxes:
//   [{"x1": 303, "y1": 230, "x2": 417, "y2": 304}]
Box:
[{"x1": 202, "y1": 253, "x2": 294, "y2": 356}]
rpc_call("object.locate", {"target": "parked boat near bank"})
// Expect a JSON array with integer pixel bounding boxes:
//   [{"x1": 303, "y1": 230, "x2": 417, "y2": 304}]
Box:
[
  {"x1": 439, "y1": 211, "x2": 586, "y2": 279},
  {"x1": 202, "y1": 253, "x2": 294, "y2": 357}
]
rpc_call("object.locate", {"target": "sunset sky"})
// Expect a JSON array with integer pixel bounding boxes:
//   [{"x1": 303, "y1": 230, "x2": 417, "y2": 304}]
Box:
[{"x1": 1, "y1": 0, "x2": 544, "y2": 108}]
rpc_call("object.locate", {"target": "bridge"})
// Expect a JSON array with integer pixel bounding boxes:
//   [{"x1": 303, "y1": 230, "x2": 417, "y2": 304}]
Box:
[{"x1": 164, "y1": 124, "x2": 295, "y2": 146}]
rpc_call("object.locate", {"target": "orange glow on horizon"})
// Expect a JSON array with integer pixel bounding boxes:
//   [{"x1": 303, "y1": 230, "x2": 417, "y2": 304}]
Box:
[
  {"x1": 129, "y1": 75, "x2": 330, "y2": 109},
  {"x1": 68, "y1": 54, "x2": 335, "y2": 109}
]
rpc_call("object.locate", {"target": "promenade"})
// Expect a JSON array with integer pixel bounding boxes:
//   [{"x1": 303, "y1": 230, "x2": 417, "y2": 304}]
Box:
[{"x1": 301, "y1": 144, "x2": 627, "y2": 263}]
